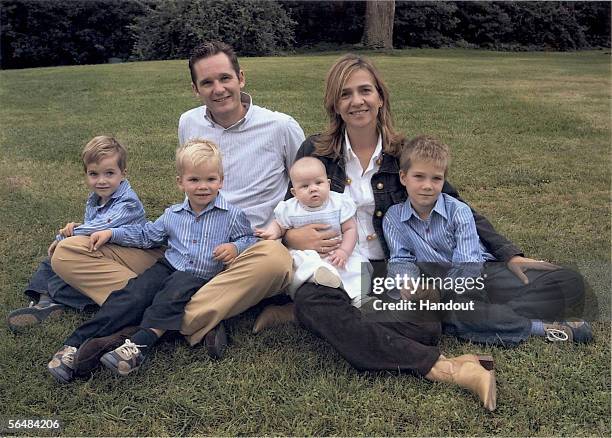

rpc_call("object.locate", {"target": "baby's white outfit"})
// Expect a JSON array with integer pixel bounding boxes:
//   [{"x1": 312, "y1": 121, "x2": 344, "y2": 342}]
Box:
[{"x1": 274, "y1": 191, "x2": 371, "y2": 307}]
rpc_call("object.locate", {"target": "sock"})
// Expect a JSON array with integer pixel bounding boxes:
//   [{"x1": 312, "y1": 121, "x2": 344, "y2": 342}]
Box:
[
  {"x1": 130, "y1": 328, "x2": 159, "y2": 354},
  {"x1": 530, "y1": 319, "x2": 545, "y2": 337},
  {"x1": 37, "y1": 293, "x2": 52, "y2": 306}
]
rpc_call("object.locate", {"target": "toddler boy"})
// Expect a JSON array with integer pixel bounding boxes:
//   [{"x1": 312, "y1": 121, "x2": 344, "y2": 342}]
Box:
[
  {"x1": 47, "y1": 139, "x2": 257, "y2": 383},
  {"x1": 7, "y1": 136, "x2": 146, "y2": 331}
]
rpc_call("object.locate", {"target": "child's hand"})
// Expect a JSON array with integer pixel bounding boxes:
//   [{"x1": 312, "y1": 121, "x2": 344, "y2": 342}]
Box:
[
  {"x1": 47, "y1": 240, "x2": 59, "y2": 257},
  {"x1": 89, "y1": 230, "x2": 112, "y2": 252},
  {"x1": 59, "y1": 222, "x2": 82, "y2": 237},
  {"x1": 213, "y1": 243, "x2": 238, "y2": 264},
  {"x1": 327, "y1": 248, "x2": 348, "y2": 269},
  {"x1": 254, "y1": 227, "x2": 279, "y2": 240}
]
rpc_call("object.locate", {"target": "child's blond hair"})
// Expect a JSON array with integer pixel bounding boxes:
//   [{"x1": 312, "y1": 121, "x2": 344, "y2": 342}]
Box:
[
  {"x1": 176, "y1": 139, "x2": 223, "y2": 177},
  {"x1": 399, "y1": 135, "x2": 451, "y2": 176},
  {"x1": 81, "y1": 136, "x2": 127, "y2": 171}
]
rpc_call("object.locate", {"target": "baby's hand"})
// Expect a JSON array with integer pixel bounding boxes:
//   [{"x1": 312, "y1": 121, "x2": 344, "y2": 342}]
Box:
[
  {"x1": 89, "y1": 230, "x2": 112, "y2": 252},
  {"x1": 254, "y1": 227, "x2": 279, "y2": 240},
  {"x1": 327, "y1": 248, "x2": 348, "y2": 269},
  {"x1": 59, "y1": 222, "x2": 82, "y2": 237},
  {"x1": 47, "y1": 240, "x2": 59, "y2": 257},
  {"x1": 213, "y1": 243, "x2": 238, "y2": 264}
]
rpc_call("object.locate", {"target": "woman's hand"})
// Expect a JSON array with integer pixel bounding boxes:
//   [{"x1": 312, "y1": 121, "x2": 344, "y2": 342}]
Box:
[{"x1": 284, "y1": 223, "x2": 341, "y2": 255}]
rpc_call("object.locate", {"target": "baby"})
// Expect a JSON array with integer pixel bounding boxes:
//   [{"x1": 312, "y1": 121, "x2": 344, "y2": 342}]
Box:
[{"x1": 256, "y1": 157, "x2": 370, "y2": 306}]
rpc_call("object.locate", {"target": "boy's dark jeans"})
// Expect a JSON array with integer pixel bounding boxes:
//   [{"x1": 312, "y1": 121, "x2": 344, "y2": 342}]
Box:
[
  {"x1": 64, "y1": 257, "x2": 206, "y2": 348},
  {"x1": 435, "y1": 262, "x2": 586, "y2": 346},
  {"x1": 25, "y1": 257, "x2": 96, "y2": 310}
]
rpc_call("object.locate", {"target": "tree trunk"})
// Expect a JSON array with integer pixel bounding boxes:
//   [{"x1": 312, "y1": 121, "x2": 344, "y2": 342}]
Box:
[{"x1": 362, "y1": 0, "x2": 395, "y2": 49}]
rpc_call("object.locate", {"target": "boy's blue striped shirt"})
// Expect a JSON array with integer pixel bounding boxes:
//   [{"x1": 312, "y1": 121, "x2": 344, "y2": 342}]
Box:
[
  {"x1": 56, "y1": 180, "x2": 146, "y2": 241},
  {"x1": 110, "y1": 192, "x2": 258, "y2": 280},
  {"x1": 383, "y1": 193, "x2": 495, "y2": 282}
]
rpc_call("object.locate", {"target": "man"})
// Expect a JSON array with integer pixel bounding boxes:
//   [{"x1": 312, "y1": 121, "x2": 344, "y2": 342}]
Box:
[{"x1": 52, "y1": 41, "x2": 305, "y2": 358}]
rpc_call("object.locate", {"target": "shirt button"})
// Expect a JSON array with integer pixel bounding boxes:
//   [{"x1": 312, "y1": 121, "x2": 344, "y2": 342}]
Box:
[
  {"x1": 376, "y1": 157, "x2": 383, "y2": 166},
  {"x1": 345, "y1": 178, "x2": 352, "y2": 185},
  {"x1": 375, "y1": 210, "x2": 383, "y2": 218},
  {"x1": 192, "y1": 240, "x2": 197, "y2": 243},
  {"x1": 376, "y1": 182, "x2": 384, "y2": 190},
  {"x1": 195, "y1": 218, "x2": 200, "y2": 222},
  {"x1": 366, "y1": 233, "x2": 377, "y2": 241},
  {"x1": 189, "y1": 261, "x2": 194, "y2": 264}
]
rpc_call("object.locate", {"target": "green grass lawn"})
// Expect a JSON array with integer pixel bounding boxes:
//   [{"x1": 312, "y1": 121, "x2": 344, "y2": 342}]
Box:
[{"x1": 0, "y1": 49, "x2": 610, "y2": 436}]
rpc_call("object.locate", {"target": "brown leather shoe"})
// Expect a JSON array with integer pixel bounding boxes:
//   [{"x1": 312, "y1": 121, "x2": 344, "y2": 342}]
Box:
[
  {"x1": 252, "y1": 303, "x2": 296, "y2": 334},
  {"x1": 204, "y1": 322, "x2": 228, "y2": 360},
  {"x1": 426, "y1": 355, "x2": 497, "y2": 411},
  {"x1": 73, "y1": 326, "x2": 140, "y2": 375}
]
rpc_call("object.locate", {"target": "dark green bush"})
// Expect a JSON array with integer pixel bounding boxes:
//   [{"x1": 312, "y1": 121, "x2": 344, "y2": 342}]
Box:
[
  {"x1": 131, "y1": 0, "x2": 296, "y2": 60},
  {"x1": 1, "y1": 0, "x2": 143, "y2": 69}
]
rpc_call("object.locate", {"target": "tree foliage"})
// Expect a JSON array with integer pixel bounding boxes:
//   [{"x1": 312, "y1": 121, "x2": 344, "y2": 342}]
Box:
[
  {"x1": 1, "y1": 0, "x2": 609, "y2": 69},
  {"x1": 1, "y1": 0, "x2": 143, "y2": 69},
  {"x1": 131, "y1": 0, "x2": 295, "y2": 60}
]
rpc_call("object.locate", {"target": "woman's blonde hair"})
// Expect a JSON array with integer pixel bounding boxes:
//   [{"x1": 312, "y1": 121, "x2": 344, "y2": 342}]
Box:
[
  {"x1": 314, "y1": 54, "x2": 405, "y2": 159},
  {"x1": 176, "y1": 138, "x2": 223, "y2": 177}
]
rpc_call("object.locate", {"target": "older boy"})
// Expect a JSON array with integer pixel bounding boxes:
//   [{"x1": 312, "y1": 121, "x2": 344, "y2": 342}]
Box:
[
  {"x1": 51, "y1": 41, "x2": 304, "y2": 355},
  {"x1": 48, "y1": 139, "x2": 258, "y2": 383},
  {"x1": 7, "y1": 136, "x2": 146, "y2": 331},
  {"x1": 383, "y1": 135, "x2": 592, "y2": 345}
]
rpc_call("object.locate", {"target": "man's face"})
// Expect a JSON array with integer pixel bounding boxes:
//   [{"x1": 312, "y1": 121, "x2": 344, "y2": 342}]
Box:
[{"x1": 191, "y1": 53, "x2": 245, "y2": 128}]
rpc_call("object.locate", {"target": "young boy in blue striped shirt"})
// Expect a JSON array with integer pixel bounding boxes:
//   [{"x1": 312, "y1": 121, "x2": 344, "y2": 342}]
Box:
[
  {"x1": 383, "y1": 135, "x2": 592, "y2": 346},
  {"x1": 7, "y1": 136, "x2": 146, "y2": 331},
  {"x1": 47, "y1": 139, "x2": 258, "y2": 383}
]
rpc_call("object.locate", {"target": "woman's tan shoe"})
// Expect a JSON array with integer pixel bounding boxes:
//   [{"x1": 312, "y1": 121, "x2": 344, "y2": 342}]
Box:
[
  {"x1": 453, "y1": 354, "x2": 495, "y2": 370},
  {"x1": 425, "y1": 355, "x2": 497, "y2": 411},
  {"x1": 252, "y1": 303, "x2": 296, "y2": 334}
]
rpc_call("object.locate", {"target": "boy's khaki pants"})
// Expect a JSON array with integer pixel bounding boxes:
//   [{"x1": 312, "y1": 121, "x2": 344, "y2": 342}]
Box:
[{"x1": 51, "y1": 236, "x2": 292, "y2": 345}]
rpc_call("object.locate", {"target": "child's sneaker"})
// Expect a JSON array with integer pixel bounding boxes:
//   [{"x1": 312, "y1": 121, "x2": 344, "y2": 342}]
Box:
[
  {"x1": 48, "y1": 345, "x2": 77, "y2": 383},
  {"x1": 544, "y1": 319, "x2": 593, "y2": 343},
  {"x1": 100, "y1": 339, "x2": 145, "y2": 376},
  {"x1": 7, "y1": 301, "x2": 66, "y2": 332},
  {"x1": 73, "y1": 326, "x2": 140, "y2": 376}
]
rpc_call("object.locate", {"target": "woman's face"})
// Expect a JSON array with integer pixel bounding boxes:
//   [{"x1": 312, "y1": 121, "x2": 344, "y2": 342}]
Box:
[{"x1": 336, "y1": 68, "x2": 383, "y2": 132}]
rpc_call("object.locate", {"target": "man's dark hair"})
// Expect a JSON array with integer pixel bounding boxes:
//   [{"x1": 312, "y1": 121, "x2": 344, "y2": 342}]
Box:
[{"x1": 188, "y1": 41, "x2": 240, "y2": 88}]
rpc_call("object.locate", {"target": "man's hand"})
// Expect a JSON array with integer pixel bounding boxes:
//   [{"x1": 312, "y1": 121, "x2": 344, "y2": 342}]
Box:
[
  {"x1": 89, "y1": 230, "x2": 113, "y2": 252},
  {"x1": 284, "y1": 223, "x2": 340, "y2": 255},
  {"x1": 507, "y1": 255, "x2": 559, "y2": 285},
  {"x1": 59, "y1": 222, "x2": 82, "y2": 238},
  {"x1": 327, "y1": 248, "x2": 348, "y2": 269},
  {"x1": 47, "y1": 240, "x2": 59, "y2": 257},
  {"x1": 213, "y1": 243, "x2": 238, "y2": 264}
]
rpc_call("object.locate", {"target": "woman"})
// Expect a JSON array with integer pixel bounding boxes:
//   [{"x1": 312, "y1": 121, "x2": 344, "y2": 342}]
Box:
[{"x1": 255, "y1": 54, "x2": 588, "y2": 411}]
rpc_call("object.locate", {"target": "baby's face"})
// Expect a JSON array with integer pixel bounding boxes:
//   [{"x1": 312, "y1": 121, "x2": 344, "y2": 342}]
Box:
[{"x1": 290, "y1": 164, "x2": 330, "y2": 208}]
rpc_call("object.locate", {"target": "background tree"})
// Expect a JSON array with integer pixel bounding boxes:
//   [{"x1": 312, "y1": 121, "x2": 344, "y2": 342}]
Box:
[{"x1": 362, "y1": 0, "x2": 395, "y2": 49}]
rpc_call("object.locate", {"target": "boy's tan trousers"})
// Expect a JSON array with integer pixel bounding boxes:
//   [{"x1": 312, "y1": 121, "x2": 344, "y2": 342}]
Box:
[{"x1": 51, "y1": 236, "x2": 292, "y2": 345}]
